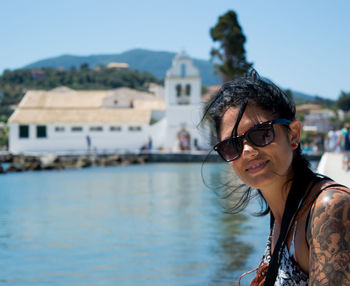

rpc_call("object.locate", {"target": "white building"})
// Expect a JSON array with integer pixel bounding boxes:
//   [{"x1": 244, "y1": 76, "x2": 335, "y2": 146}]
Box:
[
  {"x1": 8, "y1": 52, "x2": 209, "y2": 155},
  {"x1": 163, "y1": 51, "x2": 206, "y2": 151}
]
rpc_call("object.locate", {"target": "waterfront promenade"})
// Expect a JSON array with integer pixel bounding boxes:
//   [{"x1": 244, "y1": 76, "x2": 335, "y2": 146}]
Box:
[{"x1": 317, "y1": 152, "x2": 350, "y2": 187}]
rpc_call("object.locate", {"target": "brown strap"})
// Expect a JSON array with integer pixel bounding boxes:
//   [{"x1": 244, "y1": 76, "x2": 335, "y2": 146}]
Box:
[{"x1": 238, "y1": 263, "x2": 269, "y2": 286}]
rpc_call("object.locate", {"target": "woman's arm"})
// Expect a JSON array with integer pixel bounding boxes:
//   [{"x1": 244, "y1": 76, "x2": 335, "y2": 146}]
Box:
[{"x1": 308, "y1": 189, "x2": 350, "y2": 285}]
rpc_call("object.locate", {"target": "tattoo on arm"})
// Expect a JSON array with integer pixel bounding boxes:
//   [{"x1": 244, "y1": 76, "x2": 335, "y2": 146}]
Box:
[{"x1": 308, "y1": 189, "x2": 350, "y2": 285}]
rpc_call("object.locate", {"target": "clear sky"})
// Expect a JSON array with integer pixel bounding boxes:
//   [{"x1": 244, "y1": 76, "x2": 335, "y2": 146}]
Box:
[{"x1": 1, "y1": 0, "x2": 349, "y2": 99}]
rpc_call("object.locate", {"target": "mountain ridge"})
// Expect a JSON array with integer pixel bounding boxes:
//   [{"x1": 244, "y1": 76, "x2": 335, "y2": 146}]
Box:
[
  {"x1": 24, "y1": 48, "x2": 221, "y2": 87},
  {"x1": 23, "y1": 48, "x2": 320, "y2": 101}
]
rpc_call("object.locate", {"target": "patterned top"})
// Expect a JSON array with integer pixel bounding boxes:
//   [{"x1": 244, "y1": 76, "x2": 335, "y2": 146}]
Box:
[
  {"x1": 254, "y1": 182, "x2": 350, "y2": 286},
  {"x1": 260, "y1": 235, "x2": 308, "y2": 285}
]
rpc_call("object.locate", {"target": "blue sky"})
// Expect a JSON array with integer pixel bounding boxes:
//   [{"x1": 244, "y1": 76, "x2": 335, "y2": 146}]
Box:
[{"x1": 1, "y1": 0, "x2": 349, "y2": 99}]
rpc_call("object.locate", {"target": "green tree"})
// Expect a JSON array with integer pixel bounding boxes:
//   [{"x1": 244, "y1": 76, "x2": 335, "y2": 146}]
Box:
[
  {"x1": 337, "y1": 91, "x2": 350, "y2": 111},
  {"x1": 80, "y1": 63, "x2": 90, "y2": 70},
  {"x1": 312, "y1": 95, "x2": 335, "y2": 109},
  {"x1": 210, "y1": 10, "x2": 252, "y2": 82}
]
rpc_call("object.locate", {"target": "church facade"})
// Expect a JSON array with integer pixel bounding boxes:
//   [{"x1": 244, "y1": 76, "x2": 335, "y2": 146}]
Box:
[
  {"x1": 163, "y1": 51, "x2": 206, "y2": 152},
  {"x1": 7, "y1": 52, "x2": 209, "y2": 155}
]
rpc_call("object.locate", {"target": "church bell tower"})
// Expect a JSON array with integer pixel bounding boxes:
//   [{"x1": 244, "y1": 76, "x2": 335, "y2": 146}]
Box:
[{"x1": 163, "y1": 51, "x2": 204, "y2": 151}]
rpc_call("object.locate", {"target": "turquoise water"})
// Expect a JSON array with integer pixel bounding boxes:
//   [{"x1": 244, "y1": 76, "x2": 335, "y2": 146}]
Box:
[{"x1": 0, "y1": 163, "x2": 269, "y2": 286}]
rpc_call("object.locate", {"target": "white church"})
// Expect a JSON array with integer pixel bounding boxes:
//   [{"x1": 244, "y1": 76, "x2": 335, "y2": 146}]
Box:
[{"x1": 8, "y1": 51, "x2": 210, "y2": 155}]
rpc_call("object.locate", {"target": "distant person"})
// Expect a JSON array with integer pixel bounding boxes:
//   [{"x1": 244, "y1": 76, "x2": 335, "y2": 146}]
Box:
[
  {"x1": 312, "y1": 137, "x2": 319, "y2": 154},
  {"x1": 202, "y1": 70, "x2": 350, "y2": 285},
  {"x1": 327, "y1": 128, "x2": 338, "y2": 152},
  {"x1": 336, "y1": 128, "x2": 343, "y2": 152},
  {"x1": 178, "y1": 129, "x2": 190, "y2": 151},
  {"x1": 342, "y1": 123, "x2": 350, "y2": 170},
  {"x1": 148, "y1": 137, "x2": 153, "y2": 150},
  {"x1": 86, "y1": 135, "x2": 91, "y2": 152}
]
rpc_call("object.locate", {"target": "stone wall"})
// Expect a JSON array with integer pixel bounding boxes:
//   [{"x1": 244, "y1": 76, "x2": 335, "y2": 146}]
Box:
[{"x1": 0, "y1": 153, "x2": 147, "y2": 173}]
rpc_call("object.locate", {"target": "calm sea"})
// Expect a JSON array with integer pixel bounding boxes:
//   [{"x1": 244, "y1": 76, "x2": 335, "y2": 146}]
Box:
[{"x1": 0, "y1": 163, "x2": 272, "y2": 286}]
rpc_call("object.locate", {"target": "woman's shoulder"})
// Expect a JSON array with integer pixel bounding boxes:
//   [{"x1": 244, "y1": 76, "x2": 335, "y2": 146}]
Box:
[
  {"x1": 311, "y1": 180, "x2": 350, "y2": 213},
  {"x1": 301, "y1": 179, "x2": 348, "y2": 210},
  {"x1": 307, "y1": 182, "x2": 350, "y2": 284},
  {"x1": 315, "y1": 180, "x2": 350, "y2": 200},
  {"x1": 307, "y1": 181, "x2": 350, "y2": 242},
  {"x1": 313, "y1": 187, "x2": 350, "y2": 217}
]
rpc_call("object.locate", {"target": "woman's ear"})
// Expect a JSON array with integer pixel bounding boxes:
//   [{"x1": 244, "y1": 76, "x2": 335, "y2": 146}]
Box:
[{"x1": 289, "y1": 120, "x2": 302, "y2": 148}]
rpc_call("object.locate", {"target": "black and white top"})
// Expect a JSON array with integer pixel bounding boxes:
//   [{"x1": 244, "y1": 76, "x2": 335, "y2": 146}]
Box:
[
  {"x1": 260, "y1": 233, "x2": 308, "y2": 286},
  {"x1": 257, "y1": 182, "x2": 350, "y2": 286}
]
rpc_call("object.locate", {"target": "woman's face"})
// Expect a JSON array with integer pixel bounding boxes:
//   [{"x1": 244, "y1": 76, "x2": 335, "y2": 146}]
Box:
[{"x1": 219, "y1": 104, "x2": 300, "y2": 191}]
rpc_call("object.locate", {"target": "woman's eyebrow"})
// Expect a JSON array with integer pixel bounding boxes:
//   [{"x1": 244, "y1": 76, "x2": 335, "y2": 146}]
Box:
[
  {"x1": 238, "y1": 126, "x2": 251, "y2": 137},
  {"x1": 237, "y1": 119, "x2": 269, "y2": 136},
  {"x1": 223, "y1": 125, "x2": 252, "y2": 140},
  {"x1": 224, "y1": 118, "x2": 266, "y2": 140},
  {"x1": 237, "y1": 123, "x2": 258, "y2": 137}
]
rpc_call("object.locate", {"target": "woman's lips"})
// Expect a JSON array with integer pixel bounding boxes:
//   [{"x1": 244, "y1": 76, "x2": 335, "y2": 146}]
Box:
[{"x1": 245, "y1": 160, "x2": 269, "y2": 173}]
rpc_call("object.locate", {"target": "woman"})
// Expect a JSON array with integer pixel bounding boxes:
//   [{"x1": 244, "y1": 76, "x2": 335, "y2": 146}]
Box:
[{"x1": 202, "y1": 70, "x2": 350, "y2": 285}]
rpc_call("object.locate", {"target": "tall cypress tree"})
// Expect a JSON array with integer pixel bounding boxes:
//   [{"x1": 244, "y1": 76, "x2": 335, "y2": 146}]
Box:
[{"x1": 210, "y1": 10, "x2": 252, "y2": 82}]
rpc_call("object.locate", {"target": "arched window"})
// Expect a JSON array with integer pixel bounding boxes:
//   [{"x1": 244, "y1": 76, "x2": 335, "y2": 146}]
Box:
[
  {"x1": 177, "y1": 128, "x2": 191, "y2": 151},
  {"x1": 185, "y1": 84, "x2": 191, "y2": 96},
  {"x1": 176, "y1": 84, "x2": 182, "y2": 97}
]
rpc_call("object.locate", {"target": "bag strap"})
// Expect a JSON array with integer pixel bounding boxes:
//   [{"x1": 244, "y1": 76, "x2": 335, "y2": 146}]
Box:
[{"x1": 264, "y1": 184, "x2": 305, "y2": 285}]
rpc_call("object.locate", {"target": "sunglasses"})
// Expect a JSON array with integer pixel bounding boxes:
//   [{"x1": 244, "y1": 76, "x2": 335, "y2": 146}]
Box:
[{"x1": 214, "y1": 118, "x2": 292, "y2": 162}]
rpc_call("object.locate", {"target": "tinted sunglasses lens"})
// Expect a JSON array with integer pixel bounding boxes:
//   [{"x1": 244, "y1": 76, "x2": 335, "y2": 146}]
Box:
[
  {"x1": 248, "y1": 124, "x2": 274, "y2": 147},
  {"x1": 217, "y1": 138, "x2": 242, "y2": 161}
]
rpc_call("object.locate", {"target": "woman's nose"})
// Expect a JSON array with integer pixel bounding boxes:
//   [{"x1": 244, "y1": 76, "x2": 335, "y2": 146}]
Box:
[{"x1": 242, "y1": 140, "x2": 259, "y2": 157}]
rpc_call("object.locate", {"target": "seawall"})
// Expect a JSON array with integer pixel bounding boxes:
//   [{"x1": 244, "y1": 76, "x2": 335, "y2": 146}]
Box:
[{"x1": 317, "y1": 152, "x2": 350, "y2": 187}]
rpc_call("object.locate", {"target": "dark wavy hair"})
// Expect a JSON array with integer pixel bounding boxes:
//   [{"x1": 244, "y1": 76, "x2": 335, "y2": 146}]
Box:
[{"x1": 202, "y1": 70, "x2": 314, "y2": 215}]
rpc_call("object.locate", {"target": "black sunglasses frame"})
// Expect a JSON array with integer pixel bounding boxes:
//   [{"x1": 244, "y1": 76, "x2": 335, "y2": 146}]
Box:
[{"x1": 214, "y1": 118, "x2": 292, "y2": 162}]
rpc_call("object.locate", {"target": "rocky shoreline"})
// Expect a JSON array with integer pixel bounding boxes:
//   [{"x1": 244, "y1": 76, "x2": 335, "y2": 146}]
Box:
[
  {"x1": 0, "y1": 153, "x2": 147, "y2": 173},
  {"x1": 0, "y1": 152, "x2": 321, "y2": 174}
]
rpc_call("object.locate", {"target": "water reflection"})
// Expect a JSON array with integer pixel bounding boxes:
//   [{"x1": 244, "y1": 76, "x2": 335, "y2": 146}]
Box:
[
  {"x1": 0, "y1": 163, "x2": 263, "y2": 285},
  {"x1": 206, "y1": 212, "x2": 252, "y2": 285},
  {"x1": 202, "y1": 163, "x2": 256, "y2": 284}
]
